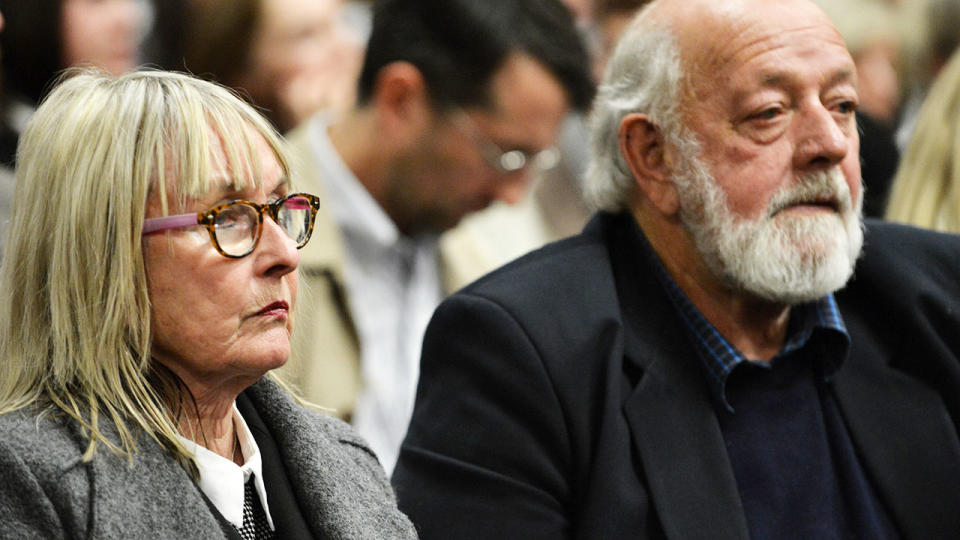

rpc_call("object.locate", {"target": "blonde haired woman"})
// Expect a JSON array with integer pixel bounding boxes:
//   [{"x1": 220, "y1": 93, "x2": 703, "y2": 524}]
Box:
[
  {"x1": 886, "y1": 49, "x2": 960, "y2": 231},
  {"x1": 0, "y1": 70, "x2": 415, "y2": 539}
]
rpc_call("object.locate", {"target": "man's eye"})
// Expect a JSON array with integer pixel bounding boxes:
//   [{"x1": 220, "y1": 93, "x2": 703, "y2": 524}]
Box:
[
  {"x1": 753, "y1": 108, "x2": 781, "y2": 121},
  {"x1": 837, "y1": 101, "x2": 857, "y2": 114}
]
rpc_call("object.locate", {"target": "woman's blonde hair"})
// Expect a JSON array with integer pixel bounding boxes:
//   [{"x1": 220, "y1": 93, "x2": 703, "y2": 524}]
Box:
[
  {"x1": 885, "y1": 49, "x2": 960, "y2": 232},
  {"x1": 0, "y1": 69, "x2": 291, "y2": 466}
]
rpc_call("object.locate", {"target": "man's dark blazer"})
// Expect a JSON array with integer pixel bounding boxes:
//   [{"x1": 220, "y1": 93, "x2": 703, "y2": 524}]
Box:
[{"x1": 392, "y1": 211, "x2": 960, "y2": 539}]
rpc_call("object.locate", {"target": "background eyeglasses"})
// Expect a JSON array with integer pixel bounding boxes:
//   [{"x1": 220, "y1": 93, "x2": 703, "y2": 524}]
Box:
[
  {"x1": 142, "y1": 193, "x2": 321, "y2": 258},
  {"x1": 452, "y1": 110, "x2": 561, "y2": 174}
]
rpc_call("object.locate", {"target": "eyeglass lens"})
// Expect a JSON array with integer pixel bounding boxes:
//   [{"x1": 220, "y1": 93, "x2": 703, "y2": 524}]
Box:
[
  {"x1": 213, "y1": 195, "x2": 313, "y2": 256},
  {"x1": 498, "y1": 147, "x2": 560, "y2": 173}
]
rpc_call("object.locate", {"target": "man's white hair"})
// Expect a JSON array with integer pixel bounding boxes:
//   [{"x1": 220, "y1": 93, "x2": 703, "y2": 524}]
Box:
[{"x1": 584, "y1": 16, "x2": 686, "y2": 212}]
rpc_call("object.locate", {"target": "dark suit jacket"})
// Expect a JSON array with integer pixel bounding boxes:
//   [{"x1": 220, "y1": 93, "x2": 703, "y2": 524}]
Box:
[{"x1": 392, "y1": 211, "x2": 960, "y2": 539}]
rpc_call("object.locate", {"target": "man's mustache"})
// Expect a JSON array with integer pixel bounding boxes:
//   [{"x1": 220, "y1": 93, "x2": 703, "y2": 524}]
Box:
[{"x1": 767, "y1": 169, "x2": 852, "y2": 217}]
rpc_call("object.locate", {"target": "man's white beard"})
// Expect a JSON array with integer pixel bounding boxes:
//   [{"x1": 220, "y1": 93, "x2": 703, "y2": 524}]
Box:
[{"x1": 672, "y1": 140, "x2": 864, "y2": 305}]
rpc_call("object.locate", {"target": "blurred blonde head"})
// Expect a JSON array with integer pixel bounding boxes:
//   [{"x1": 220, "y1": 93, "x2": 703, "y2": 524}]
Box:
[
  {"x1": 885, "y1": 49, "x2": 960, "y2": 232},
  {"x1": 0, "y1": 69, "x2": 290, "y2": 465}
]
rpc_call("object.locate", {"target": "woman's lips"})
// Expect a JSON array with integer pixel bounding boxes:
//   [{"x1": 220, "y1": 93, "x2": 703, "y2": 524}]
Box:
[{"x1": 256, "y1": 300, "x2": 290, "y2": 318}]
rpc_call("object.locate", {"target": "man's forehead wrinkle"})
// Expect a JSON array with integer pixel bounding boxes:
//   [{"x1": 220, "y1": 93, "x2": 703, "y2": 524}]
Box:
[
  {"x1": 694, "y1": 18, "x2": 841, "y2": 65},
  {"x1": 659, "y1": 0, "x2": 844, "y2": 61},
  {"x1": 740, "y1": 38, "x2": 856, "y2": 88},
  {"x1": 686, "y1": 26, "x2": 852, "y2": 100}
]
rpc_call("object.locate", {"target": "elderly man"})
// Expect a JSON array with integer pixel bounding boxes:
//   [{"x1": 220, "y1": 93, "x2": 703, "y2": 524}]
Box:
[
  {"x1": 392, "y1": 0, "x2": 960, "y2": 538},
  {"x1": 279, "y1": 0, "x2": 594, "y2": 474}
]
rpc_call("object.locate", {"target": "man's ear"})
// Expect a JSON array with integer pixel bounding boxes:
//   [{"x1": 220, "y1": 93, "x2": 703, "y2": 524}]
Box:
[
  {"x1": 619, "y1": 113, "x2": 680, "y2": 216},
  {"x1": 370, "y1": 61, "x2": 432, "y2": 143}
]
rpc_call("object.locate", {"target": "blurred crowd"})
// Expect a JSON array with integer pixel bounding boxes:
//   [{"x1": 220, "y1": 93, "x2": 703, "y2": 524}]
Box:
[{"x1": 1, "y1": 0, "x2": 960, "y2": 476}]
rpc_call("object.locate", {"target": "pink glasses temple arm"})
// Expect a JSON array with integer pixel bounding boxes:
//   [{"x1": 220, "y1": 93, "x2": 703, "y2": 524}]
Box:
[{"x1": 142, "y1": 213, "x2": 199, "y2": 235}]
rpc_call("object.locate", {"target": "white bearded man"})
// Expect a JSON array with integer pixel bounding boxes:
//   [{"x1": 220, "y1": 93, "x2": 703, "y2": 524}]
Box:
[{"x1": 391, "y1": 0, "x2": 960, "y2": 538}]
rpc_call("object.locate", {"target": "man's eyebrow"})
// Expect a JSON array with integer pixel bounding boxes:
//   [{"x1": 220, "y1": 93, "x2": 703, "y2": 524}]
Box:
[
  {"x1": 758, "y1": 66, "x2": 857, "y2": 89},
  {"x1": 822, "y1": 67, "x2": 857, "y2": 89}
]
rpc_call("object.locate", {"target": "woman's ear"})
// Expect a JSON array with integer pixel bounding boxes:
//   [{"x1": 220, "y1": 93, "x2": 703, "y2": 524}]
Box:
[{"x1": 619, "y1": 113, "x2": 680, "y2": 216}]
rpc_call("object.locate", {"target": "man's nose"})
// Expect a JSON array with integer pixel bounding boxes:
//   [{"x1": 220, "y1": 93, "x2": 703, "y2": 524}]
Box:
[
  {"x1": 491, "y1": 170, "x2": 534, "y2": 205},
  {"x1": 793, "y1": 103, "x2": 851, "y2": 171}
]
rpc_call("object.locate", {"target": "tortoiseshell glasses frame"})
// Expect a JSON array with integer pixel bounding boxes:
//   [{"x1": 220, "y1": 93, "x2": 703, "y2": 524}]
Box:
[{"x1": 142, "y1": 192, "x2": 321, "y2": 258}]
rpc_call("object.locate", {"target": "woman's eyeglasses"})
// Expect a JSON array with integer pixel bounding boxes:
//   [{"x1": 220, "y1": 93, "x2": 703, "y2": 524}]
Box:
[{"x1": 142, "y1": 193, "x2": 321, "y2": 258}]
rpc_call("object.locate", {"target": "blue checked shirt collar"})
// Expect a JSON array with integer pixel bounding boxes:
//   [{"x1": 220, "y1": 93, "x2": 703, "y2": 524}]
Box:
[{"x1": 644, "y1": 245, "x2": 850, "y2": 411}]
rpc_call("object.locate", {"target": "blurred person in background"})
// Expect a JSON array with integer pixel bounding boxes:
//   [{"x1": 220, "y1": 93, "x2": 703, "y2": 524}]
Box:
[
  {"x1": 443, "y1": 0, "x2": 650, "y2": 286},
  {"x1": 0, "y1": 0, "x2": 148, "y2": 165},
  {"x1": 896, "y1": 0, "x2": 960, "y2": 150},
  {"x1": 593, "y1": 0, "x2": 653, "y2": 78},
  {"x1": 280, "y1": 0, "x2": 594, "y2": 475},
  {"x1": 886, "y1": 47, "x2": 960, "y2": 231},
  {"x1": 0, "y1": 69, "x2": 415, "y2": 538},
  {"x1": 182, "y1": 0, "x2": 364, "y2": 133},
  {"x1": 141, "y1": 0, "x2": 188, "y2": 71},
  {"x1": 814, "y1": 0, "x2": 902, "y2": 217}
]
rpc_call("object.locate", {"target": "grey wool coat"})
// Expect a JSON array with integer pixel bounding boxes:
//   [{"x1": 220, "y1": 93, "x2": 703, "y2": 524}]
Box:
[{"x1": 0, "y1": 377, "x2": 417, "y2": 539}]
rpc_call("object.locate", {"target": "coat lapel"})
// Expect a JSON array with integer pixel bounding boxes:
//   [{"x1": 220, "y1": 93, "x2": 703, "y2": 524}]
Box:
[
  {"x1": 237, "y1": 392, "x2": 315, "y2": 540},
  {"x1": 607, "y1": 213, "x2": 749, "y2": 540},
  {"x1": 244, "y1": 378, "x2": 416, "y2": 538},
  {"x1": 620, "y1": 315, "x2": 750, "y2": 540},
  {"x1": 833, "y1": 336, "x2": 960, "y2": 538}
]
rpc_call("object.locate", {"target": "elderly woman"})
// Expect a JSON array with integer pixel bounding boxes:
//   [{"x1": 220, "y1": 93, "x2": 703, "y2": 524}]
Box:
[{"x1": 0, "y1": 70, "x2": 415, "y2": 539}]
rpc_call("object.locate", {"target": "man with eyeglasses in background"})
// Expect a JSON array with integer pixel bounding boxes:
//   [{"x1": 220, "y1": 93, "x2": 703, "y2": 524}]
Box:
[{"x1": 279, "y1": 0, "x2": 594, "y2": 475}]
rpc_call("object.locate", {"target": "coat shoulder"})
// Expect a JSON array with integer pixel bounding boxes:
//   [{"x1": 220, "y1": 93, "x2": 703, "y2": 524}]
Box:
[
  {"x1": 0, "y1": 409, "x2": 84, "y2": 483},
  {"x1": 859, "y1": 220, "x2": 960, "y2": 275},
  {"x1": 0, "y1": 409, "x2": 95, "y2": 538},
  {"x1": 848, "y1": 220, "x2": 960, "y2": 300},
  {"x1": 460, "y1": 219, "x2": 615, "y2": 314}
]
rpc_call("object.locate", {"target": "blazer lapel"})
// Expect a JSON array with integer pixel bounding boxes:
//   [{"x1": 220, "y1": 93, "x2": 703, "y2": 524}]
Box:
[
  {"x1": 621, "y1": 320, "x2": 750, "y2": 540},
  {"x1": 608, "y1": 212, "x2": 749, "y2": 540},
  {"x1": 244, "y1": 378, "x2": 416, "y2": 538},
  {"x1": 833, "y1": 338, "x2": 960, "y2": 539},
  {"x1": 237, "y1": 392, "x2": 316, "y2": 540}
]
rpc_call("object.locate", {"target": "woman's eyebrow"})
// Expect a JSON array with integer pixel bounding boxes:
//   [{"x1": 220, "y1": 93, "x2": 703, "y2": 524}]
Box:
[{"x1": 269, "y1": 176, "x2": 292, "y2": 196}]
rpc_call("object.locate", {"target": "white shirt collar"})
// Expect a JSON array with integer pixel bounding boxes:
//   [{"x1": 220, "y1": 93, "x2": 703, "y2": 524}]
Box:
[{"x1": 177, "y1": 403, "x2": 274, "y2": 531}]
